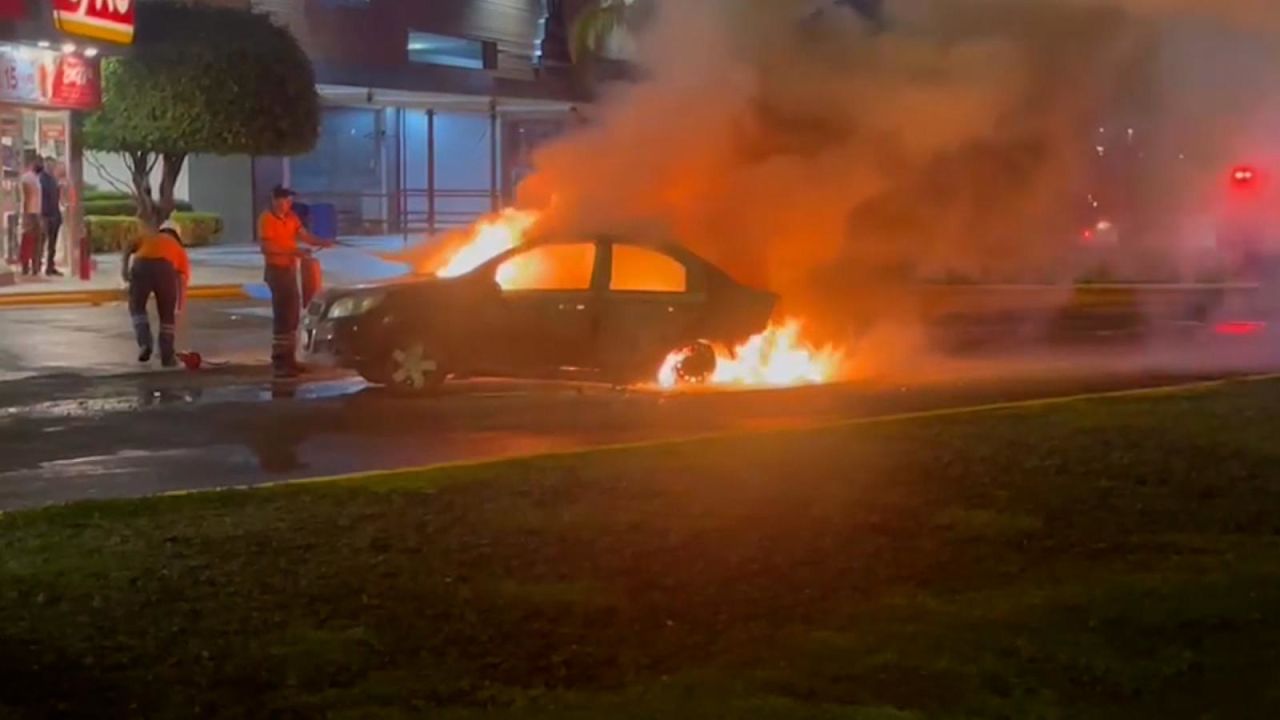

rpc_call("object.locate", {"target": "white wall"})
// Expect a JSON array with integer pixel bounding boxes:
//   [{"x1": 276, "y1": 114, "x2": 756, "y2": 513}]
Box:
[
  {"x1": 187, "y1": 154, "x2": 255, "y2": 244},
  {"x1": 83, "y1": 151, "x2": 191, "y2": 201}
]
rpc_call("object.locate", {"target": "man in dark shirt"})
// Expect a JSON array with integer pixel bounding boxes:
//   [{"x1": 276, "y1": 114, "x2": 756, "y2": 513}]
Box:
[{"x1": 38, "y1": 157, "x2": 62, "y2": 276}]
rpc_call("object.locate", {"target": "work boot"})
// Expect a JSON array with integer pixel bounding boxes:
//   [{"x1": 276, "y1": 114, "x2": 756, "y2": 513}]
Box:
[
  {"x1": 158, "y1": 330, "x2": 176, "y2": 366},
  {"x1": 138, "y1": 346, "x2": 153, "y2": 363},
  {"x1": 45, "y1": 267, "x2": 62, "y2": 277}
]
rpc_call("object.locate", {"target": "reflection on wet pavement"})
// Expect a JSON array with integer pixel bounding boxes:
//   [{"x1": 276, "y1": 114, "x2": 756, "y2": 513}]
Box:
[
  {"x1": 0, "y1": 375, "x2": 369, "y2": 421},
  {"x1": 0, "y1": 446, "x2": 261, "y2": 508}
]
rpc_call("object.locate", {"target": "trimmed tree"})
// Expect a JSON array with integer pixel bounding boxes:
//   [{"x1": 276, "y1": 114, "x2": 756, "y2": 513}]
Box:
[{"x1": 83, "y1": 1, "x2": 319, "y2": 226}]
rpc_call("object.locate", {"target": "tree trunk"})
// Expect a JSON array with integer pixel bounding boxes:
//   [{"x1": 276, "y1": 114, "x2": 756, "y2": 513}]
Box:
[
  {"x1": 157, "y1": 153, "x2": 187, "y2": 224},
  {"x1": 127, "y1": 151, "x2": 160, "y2": 227}
]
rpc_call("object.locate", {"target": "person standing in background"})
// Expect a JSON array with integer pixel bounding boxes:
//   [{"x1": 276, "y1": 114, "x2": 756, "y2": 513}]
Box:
[
  {"x1": 39, "y1": 156, "x2": 63, "y2": 276},
  {"x1": 18, "y1": 156, "x2": 42, "y2": 276}
]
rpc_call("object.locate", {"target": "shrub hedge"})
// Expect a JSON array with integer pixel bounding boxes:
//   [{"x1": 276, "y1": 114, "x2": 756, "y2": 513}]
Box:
[
  {"x1": 86, "y1": 211, "x2": 224, "y2": 253},
  {"x1": 83, "y1": 198, "x2": 195, "y2": 217}
]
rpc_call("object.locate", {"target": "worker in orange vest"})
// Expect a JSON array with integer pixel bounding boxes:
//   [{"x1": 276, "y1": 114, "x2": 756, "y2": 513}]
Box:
[
  {"x1": 122, "y1": 221, "x2": 191, "y2": 367},
  {"x1": 259, "y1": 186, "x2": 332, "y2": 377}
]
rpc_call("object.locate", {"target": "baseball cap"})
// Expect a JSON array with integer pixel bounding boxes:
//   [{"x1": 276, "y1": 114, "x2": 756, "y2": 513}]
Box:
[{"x1": 271, "y1": 185, "x2": 296, "y2": 199}]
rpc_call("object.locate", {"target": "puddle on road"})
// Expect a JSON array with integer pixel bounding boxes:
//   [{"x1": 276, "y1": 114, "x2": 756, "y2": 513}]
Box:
[
  {"x1": 0, "y1": 377, "x2": 371, "y2": 421},
  {"x1": 0, "y1": 396, "x2": 150, "y2": 420},
  {"x1": 197, "y1": 377, "x2": 369, "y2": 404}
]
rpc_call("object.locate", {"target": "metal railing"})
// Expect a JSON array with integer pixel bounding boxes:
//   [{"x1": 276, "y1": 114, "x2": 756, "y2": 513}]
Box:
[{"x1": 293, "y1": 188, "x2": 502, "y2": 237}]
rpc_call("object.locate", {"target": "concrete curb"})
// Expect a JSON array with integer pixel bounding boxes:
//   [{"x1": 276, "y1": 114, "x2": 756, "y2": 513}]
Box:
[{"x1": 0, "y1": 284, "x2": 249, "y2": 308}]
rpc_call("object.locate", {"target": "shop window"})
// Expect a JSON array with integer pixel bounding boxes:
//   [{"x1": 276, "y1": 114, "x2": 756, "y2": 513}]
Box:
[
  {"x1": 407, "y1": 31, "x2": 494, "y2": 70},
  {"x1": 496, "y1": 243, "x2": 596, "y2": 291},
  {"x1": 610, "y1": 244, "x2": 688, "y2": 293}
]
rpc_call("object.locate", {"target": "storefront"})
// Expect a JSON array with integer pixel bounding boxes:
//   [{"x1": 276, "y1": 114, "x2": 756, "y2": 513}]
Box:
[
  {"x1": 0, "y1": 0, "x2": 133, "y2": 283},
  {"x1": 0, "y1": 44, "x2": 100, "y2": 274}
]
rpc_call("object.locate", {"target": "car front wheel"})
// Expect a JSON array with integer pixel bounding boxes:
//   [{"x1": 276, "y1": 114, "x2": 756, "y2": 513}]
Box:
[{"x1": 365, "y1": 339, "x2": 448, "y2": 394}]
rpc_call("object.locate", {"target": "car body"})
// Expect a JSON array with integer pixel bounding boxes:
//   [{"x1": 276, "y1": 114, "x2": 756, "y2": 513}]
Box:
[{"x1": 303, "y1": 236, "x2": 778, "y2": 391}]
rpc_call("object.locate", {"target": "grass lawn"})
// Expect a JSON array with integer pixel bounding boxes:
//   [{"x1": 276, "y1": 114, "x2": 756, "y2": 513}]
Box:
[{"x1": 4, "y1": 380, "x2": 1280, "y2": 719}]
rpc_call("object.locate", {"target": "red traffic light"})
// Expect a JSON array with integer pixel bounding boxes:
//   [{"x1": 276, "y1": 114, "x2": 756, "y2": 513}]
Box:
[{"x1": 1231, "y1": 165, "x2": 1257, "y2": 184}]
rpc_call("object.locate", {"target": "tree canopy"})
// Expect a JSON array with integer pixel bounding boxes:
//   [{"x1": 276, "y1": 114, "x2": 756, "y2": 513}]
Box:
[{"x1": 84, "y1": 1, "x2": 319, "y2": 223}]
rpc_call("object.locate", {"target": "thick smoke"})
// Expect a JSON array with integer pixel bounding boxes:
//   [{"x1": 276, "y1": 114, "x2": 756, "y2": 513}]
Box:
[{"x1": 513, "y1": 0, "x2": 1280, "y2": 341}]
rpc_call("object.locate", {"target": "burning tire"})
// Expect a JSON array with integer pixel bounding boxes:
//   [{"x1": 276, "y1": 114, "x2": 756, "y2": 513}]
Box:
[
  {"x1": 668, "y1": 341, "x2": 718, "y2": 385},
  {"x1": 366, "y1": 340, "x2": 447, "y2": 394}
]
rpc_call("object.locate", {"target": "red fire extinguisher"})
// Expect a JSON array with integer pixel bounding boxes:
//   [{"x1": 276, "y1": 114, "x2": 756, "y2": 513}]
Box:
[
  {"x1": 301, "y1": 252, "x2": 322, "y2": 308},
  {"x1": 78, "y1": 234, "x2": 91, "y2": 280}
]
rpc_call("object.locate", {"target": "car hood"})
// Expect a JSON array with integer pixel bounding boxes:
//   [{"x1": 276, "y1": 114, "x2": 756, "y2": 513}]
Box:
[{"x1": 321, "y1": 272, "x2": 457, "y2": 299}]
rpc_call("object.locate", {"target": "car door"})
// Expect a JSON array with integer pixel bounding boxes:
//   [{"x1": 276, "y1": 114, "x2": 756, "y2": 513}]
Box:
[
  {"x1": 481, "y1": 240, "x2": 603, "y2": 374},
  {"x1": 595, "y1": 241, "x2": 707, "y2": 379}
]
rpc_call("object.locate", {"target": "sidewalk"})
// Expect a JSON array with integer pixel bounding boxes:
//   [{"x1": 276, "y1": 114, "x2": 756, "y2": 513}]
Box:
[{"x1": 0, "y1": 235, "x2": 420, "y2": 306}]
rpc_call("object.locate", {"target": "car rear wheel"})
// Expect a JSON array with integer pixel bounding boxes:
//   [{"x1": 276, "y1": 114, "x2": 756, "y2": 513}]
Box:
[
  {"x1": 365, "y1": 339, "x2": 448, "y2": 394},
  {"x1": 669, "y1": 341, "x2": 718, "y2": 385}
]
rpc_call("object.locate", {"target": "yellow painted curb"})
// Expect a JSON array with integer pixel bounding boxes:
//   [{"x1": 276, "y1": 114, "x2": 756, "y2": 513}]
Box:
[
  {"x1": 161, "y1": 373, "x2": 1280, "y2": 499},
  {"x1": 0, "y1": 284, "x2": 248, "y2": 308}
]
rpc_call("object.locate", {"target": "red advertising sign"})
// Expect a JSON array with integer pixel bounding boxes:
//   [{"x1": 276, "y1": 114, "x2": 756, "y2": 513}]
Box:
[
  {"x1": 49, "y1": 54, "x2": 100, "y2": 110},
  {"x1": 40, "y1": 121, "x2": 67, "y2": 145},
  {"x1": 53, "y1": 0, "x2": 136, "y2": 45},
  {"x1": 0, "y1": 47, "x2": 101, "y2": 111},
  {"x1": 0, "y1": 0, "x2": 26, "y2": 21}
]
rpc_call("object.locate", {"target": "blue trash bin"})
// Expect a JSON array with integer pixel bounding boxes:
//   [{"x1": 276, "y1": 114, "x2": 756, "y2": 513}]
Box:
[
  {"x1": 293, "y1": 202, "x2": 310, "y2": 230},
  {"x1": 308, "y1": 203, "x2": 338, "y2": 241}
]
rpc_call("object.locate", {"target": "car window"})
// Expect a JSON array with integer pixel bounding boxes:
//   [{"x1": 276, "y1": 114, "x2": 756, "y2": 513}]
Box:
[
  {"x1": 496, "y1": 243, "x2": 596, "y2": 291},
  {"x1": 610, "y1": 244, "x2": 688, "y2": 293}
]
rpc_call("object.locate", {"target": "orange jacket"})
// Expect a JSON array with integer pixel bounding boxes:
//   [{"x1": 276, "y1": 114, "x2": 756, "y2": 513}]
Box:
[
  {"x1": 259, "y1": 210, "x2": 304, "y2": 267},
  {"x1": 132, "y1": 231, "x2": 190, "y2": 279}
]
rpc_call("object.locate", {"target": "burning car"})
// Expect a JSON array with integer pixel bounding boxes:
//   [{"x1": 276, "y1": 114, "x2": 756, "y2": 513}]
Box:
[{"x1": 302, "y1": 235, "x2": 779, "y2": 392}]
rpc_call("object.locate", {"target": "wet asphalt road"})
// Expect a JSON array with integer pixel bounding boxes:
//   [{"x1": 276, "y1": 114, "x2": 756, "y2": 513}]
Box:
[
  {"x1": 0, "y1": 357, "x2": 1273, "y2": 511},
  {"x1": 0, "y1": 300, "x2": 271, "y2": 381},
  {"x1": 1, "y1": 299, "x2": 1277, "y2": 510}
]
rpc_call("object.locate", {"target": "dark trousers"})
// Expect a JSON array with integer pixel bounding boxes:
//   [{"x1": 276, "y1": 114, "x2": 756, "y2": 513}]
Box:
[
  {"x1": 265, "y1": 263, "x2": 301, "y2": 366},
  {"x1": 129, "y1": 258, "x2": 179, "y2": 361},
  {"x1": 42, "y1": 213, "x2": 61, "y2": 271}
]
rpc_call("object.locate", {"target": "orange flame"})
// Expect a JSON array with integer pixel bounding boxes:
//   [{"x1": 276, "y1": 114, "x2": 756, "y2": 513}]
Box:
[
  {"x1": 657, "y1": 319, "x2": 844, "y2": 389},
  {"x1": 435, "y1": 209, "x2": 540, "y2": 279}
]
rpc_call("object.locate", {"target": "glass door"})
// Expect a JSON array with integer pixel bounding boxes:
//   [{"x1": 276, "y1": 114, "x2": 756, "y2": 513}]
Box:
[{"x1": 0, "y1": 107, "x2": 21, "y2": 266}]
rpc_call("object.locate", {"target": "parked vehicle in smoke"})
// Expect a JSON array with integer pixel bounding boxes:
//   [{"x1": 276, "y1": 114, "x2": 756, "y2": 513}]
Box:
[{"x1": 302, "y1": 236, "x2": 778, "y2": 392}]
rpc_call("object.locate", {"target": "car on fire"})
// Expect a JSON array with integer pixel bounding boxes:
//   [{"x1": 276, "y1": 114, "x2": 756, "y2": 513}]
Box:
[{"x1": 302, "y1": 236, "x2": 778, "y2": 392}]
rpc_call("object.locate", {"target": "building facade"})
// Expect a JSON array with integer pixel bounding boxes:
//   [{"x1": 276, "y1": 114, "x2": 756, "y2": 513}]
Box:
[{"x1": 96, "y1": 0, "x2": 590, "y2": 244}]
